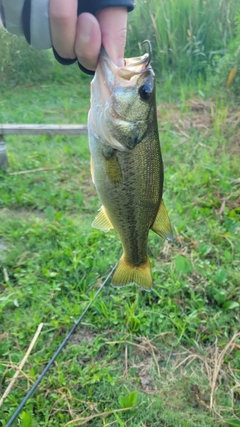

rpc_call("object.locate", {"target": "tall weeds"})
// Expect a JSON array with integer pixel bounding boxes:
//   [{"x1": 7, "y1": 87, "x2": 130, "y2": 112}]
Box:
[
  {"x1": 126, "y1": 0, "x2": 239, "y2": 78},
  {"x1": 0, "y1": 0, "x2": 239, "y2": 85}
]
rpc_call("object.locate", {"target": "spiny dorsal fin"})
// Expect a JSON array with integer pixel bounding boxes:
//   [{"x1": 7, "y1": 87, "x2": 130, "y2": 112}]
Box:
[
  {"x1": 92, "y1": 206, "x2": 114, "y2": 232},
  {"x1": 151, "y1": 200, "x2": 174, "y2": 241}
]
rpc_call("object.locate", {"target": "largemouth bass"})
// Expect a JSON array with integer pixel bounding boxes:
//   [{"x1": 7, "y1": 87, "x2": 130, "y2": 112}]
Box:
[{"x1": 88, "y1": 42, "x2": 173, "y2": 290}]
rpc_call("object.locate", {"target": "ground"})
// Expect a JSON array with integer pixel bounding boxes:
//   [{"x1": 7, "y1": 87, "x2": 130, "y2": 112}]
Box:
[{"x1": 0, "y1": 81, "x2": 239, "y2": 426}]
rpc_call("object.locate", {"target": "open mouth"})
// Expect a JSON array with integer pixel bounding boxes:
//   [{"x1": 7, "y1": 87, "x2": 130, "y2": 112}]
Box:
[
  {"x1": 97, "y1": 40, "x2": 152, "y2": 84},
  {"x1": 91, "y1": 47, "x2": 152, "y2": 112},
  {"x1": 89, "y1": 42, "x2": 153, "y2": 152}
]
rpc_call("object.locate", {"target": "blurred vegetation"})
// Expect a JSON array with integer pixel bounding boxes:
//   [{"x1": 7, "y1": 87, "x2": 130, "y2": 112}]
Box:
[
  {"x1": 0, "y1": 29, "x2": 52, "y2": 86},
  {"x1": 206, "y1": 11, "x2": 240, "y2": 94},
  {"x1": 0, "y1": 0, "x2": 240, "y2": 91},
  {"x1": 126, "y1": 0, "x2": 239, "y2": 77},
  {"x1": 0, "y1": 29, "x2": 82, "y2": 88}
]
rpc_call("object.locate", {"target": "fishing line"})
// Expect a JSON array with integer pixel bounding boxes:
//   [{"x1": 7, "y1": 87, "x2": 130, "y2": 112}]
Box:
[{"x1": 6, "y1": 263, "x2": 117, "y2": 427}]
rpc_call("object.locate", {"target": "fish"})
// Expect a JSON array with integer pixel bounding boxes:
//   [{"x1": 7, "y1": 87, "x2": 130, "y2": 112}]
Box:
[{"x1": 88, "y1": 41, "x2": 173, "y2": 291}]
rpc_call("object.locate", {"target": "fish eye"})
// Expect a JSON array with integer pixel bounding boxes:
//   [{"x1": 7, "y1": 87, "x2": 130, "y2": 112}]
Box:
[{"x1": 139, "y1": 84, "x2": 152, "y2": 101}]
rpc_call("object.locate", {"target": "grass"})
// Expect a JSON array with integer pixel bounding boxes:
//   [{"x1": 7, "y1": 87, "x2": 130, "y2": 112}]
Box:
[
  {"x1": 0, "y1": 78, "x2": 240, "y2": 427},
  {"x1": 1, "y1": 0, "x2": 240, "y2": 89},
  {"x1": 126, "y1": 0, "x2": 240, "y2": 78}
]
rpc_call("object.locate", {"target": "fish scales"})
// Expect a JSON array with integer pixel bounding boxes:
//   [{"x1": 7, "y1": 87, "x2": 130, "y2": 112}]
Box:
[{"x1": 91, "y1": 131, "x2": 162, "y2": 265}]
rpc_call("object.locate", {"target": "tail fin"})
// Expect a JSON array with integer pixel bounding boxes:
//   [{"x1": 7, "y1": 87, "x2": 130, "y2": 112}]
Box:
[{"x1": 112, "y1": 256, "x2": 152, "y2": 291}]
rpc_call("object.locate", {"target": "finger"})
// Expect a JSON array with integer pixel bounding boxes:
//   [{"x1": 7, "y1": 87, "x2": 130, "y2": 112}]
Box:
[
  {"x1": 97, "y1": 7, "x2": 127, "y2": 66},
  {"x1": 75, "y1": 13, "x2": 101, "y2": 71},
  {"x1": 50, "y1": 0, "x2": 78, "y2": 59}
]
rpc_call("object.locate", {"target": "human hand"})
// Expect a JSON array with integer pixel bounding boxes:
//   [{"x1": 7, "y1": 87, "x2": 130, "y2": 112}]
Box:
[{"x1": 50, "y1": 0, "x2": 128, "y2": 72}]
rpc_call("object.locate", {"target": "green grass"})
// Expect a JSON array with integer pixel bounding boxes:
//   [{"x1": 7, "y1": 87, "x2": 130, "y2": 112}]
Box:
[
  {"x1": 0, "y1": 80, "x2": 239, "y2": 427},
  {"x1": 127, "y1": 0, "x2": 240, "y2": 78},
  {"x1": 1, "y1": 0, "x2": 240, "y2": 88}
]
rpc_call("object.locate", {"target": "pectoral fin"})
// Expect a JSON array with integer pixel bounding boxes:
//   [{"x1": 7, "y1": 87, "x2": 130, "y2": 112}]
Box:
[
  {"x1": 92, "y1": 206, "x2": 114, "y2": 232},
  {"x1": 151, "y1": 200, "x2": 174, "y2": 241},
  {"x1": 104, "y1": 153, "x2": 122, "y2": 185}
]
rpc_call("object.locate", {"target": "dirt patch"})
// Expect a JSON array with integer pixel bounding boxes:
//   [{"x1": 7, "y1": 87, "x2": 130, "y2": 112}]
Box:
[
  {"x1": 112, "y1": 332, "x2": 240, "y2": 418},
  {"x1": 70, "y1": 327, "x2": 96, "y2": 346},
  {"x1": 0, "y1": 207, "x2": 46, "y2": 220},
  {"x1": 158, "y1": 99, "x2": 213, "y2": 135},
  {"x1": 137, "y1": 357, "x2": 156, "y2": 392},
  {"x1": 157, "y1": 97, "x2": 240, "y2": 154}
]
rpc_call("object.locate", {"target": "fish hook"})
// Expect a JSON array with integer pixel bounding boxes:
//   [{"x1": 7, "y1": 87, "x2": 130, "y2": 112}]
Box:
[
  {"x1": 141, "y1": 40, "x2": 152, "y2": 67},
  {"x1": 125, "y1": 40, "x2": 152, "y2": 67}
]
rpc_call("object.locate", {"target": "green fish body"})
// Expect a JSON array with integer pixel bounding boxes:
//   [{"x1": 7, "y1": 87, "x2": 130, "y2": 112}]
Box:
[{"x1": 88, "y1": 47, "x2": 173, "y2": 290}]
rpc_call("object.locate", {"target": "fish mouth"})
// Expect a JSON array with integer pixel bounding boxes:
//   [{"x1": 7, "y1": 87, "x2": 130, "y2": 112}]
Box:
[
  {"x1": 91, "y1": 45, "x2": 152, "y2": 108},
  {"x1": 89, "y1": 45, "x2": 153, "y2": 151},
  {"x1": 96, "y1": 46, "x2": 151, "y2": 87}
]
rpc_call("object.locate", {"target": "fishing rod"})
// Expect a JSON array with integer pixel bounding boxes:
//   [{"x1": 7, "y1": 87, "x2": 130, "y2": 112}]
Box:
[{"x1": 5, "y1": 263, "x2": 117, "y2": 427}]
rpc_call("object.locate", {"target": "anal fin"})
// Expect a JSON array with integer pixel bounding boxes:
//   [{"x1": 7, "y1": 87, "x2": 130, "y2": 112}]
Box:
[
  {"x1": 92, "y1": 206, "x2": 114, "y2": 232},
  {"x1": 151, "y1": 200, "x2": 174, "y2": 241}
]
